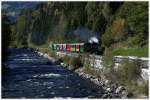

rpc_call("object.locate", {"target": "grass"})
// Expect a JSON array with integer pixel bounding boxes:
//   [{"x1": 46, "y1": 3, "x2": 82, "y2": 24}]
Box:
[
  {"x1": 112, "y1": 47, "x2": 148, "y2": 57},
  {"x1": 28, "y1": 42, "x2": 49, "y2": 49},
  {"x1": 28, "y1": 42, "x2": 57, "y2": 58}
]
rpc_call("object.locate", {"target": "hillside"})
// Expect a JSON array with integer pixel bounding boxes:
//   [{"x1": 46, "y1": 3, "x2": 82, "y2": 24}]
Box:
[{"x1": 3, "y1": 2, "x2": 148, "y2": 57}]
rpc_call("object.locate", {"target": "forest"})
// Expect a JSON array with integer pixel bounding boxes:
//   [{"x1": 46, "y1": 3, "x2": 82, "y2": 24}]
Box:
[{"x1": 2, "y1": 2, "x2": 148, "y2": 57}]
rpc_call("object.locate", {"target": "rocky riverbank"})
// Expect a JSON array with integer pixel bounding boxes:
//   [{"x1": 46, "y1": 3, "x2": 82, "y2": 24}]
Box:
[
  {"x1": 74, "y1": 68, "x2": 130, "y2": 98},
  {"x1": 35, "y1": 50, "x2": 133, "y2": 98},
  {"x1": 61, "y1": 62, "x2": 131, "y2": 98}
]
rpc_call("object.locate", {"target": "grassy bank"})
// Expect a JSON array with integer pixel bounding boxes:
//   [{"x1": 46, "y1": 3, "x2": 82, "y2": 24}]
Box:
[
  {"x1": 28, "y1": 43, "x2": 57, "y2": 58},
  {"x1": 112, "y1": 47, "x2": 148, "y2": 57}
]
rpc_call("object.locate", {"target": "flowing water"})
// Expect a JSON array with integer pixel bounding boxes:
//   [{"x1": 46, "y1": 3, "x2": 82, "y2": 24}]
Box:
[{"x1": 2, "y1": 48, "x2": 104, "y2": 98}]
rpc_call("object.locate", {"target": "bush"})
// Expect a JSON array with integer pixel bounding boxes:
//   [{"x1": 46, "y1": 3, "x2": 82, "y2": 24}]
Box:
[
  {"x1": 49, "y1": 50, "x2": 57, "y2": 58},
  {"x1": 62, "y1": 56, "x2": 83, "y2": 70},
  {"x1": 62, "y1": 56, "x2": 71, "y2": 64},
  {"x1": 140, "y1": 81, "x2": 149, "y2": 96},
  {"x1": 38, "y1": 48, "x2": 57, "y2": 58},
  {"x1": 103, "y1": 48, "x2": 114, "y2": 68},
  {"x1": 84, "y1": 64, "x2": 94, "y2": 75},
  {"x1": 114, "y1": 59, "x2": 149, "y2": 97},
  {"x1": 118, "y1": 59, "x2": 141, "y2": 81},
  {"x1": 82, "y1": 55, "x2": 101, "y2": 78},
  {"x1": 102, "y1": 54, "x2": 148, "y2": 97},
  {"x1": 102, "y1": 32, "x2": 114, "y2": 47},
  {"x1": 125, "y1": 80, "x2": 149, "y2": 98},
  {"x1": 69, "y1": 56, "x2": 83, "y2": 69}
]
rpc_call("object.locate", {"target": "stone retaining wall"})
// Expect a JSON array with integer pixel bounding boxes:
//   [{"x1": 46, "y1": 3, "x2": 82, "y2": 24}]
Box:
[
  {"x1": 86, "y1": 55, "x2": 149, "y2": 80},
  {"x1": 45, "y1": 51, "x2": 149, "y2": 80}
]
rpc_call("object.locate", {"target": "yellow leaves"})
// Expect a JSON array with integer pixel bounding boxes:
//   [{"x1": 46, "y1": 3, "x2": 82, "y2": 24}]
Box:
[
  {"x1": 31, "y1": 11, "x2": 39, "y2": 17},
  {"x1": 111, "y1": 18, "x2": 126, "y2": 41}
]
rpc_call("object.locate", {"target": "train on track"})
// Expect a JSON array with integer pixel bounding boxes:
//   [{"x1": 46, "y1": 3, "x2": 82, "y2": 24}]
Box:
[
  {"x1": 49, "y1": 43, "x2": 104, "y2": 55},
  {"x1": 49, "y1": 40, "x2": 104, "y2": 55}
]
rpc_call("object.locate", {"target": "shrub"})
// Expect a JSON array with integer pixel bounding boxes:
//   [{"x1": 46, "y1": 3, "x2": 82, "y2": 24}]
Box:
[
  {"x1": 111, "y1": 18, "x2": 126, "y2": 42},
  {"x1": 84, "y1": 67, "x2": 94, "y2": 75},
  {"x1": 102, "y1": 32, "x2": 114, "y2": 47},
  {"x1": 125, "y1": 80, "x2": 149, "y2": 98},
  {"x1": 103, "y1": 48, "x2": 114, "y2": 68},
  {"x1": 114, "y1": 59, "x2": 149, "y2": 97},
  {"x1": 49, "y1": 50, "x2": 57, "y2": 58},
  {"x1": 118, "y1": 59, "x2": 141, "y2": 81},
  {"x1": 140, "y1": 81, "x2": 149, "y2": 96},
  {"x1": 62, "y1": 56, "x2": 71, "y2": 64},
  {"x1": 69, "y1": 56, "x2": 83, "y2": 69},
  {"x1": 62, "y1": 55, "x2": 83, "y2": 70},
  {"x1": 102, "y1": 53, "x2": 148, "y2": 97}
]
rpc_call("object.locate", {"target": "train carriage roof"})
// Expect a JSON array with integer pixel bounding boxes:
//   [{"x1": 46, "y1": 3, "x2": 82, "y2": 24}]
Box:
[{"x1": 52, "y1": 43, "x2": 84, "y2": 45}]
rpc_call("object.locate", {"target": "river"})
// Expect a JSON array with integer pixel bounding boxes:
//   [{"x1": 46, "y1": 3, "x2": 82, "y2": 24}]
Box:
[{"x1": 2, "y1": 48, "x2": 105, "y2": 98}]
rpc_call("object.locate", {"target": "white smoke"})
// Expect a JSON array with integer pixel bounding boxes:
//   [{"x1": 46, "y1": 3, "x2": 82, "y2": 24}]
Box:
[{"x1": 89, "y1": 37, "x2": 99, "y2": 43}]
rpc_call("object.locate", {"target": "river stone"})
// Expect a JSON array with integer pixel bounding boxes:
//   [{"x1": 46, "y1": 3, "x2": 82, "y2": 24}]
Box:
[
  {"x1": 101, "y1": 94, "x2": 108, "y2": 98},
  {"x1": 43, "y1": 54, "x2": 48, "y2": 58},
  {"x1": 63, "y1": 63, "x2": 67, "y2": 67},
  {"x1": 105, "y1": 80, "x2": 110, "y2": 86},
  {"x1": 99, "y1": 81, "x2": 104, "y2": 86},
  {"x1": 106, "y1": 88, "x2": 111, "y2": 92},
  {"x1": 108, "y1": 93, "x2": 114, "y2": 98},
  {"x1": 39, "y1": 52, "x2": 43, "y2": 56},
  {"x1": 121, "y1": 90, "x2": 128, "y2": 98},
  {"x1": 112, "y1": 93, "x2": 120, "y2": 98},
  {"x1": 68, "y1": 65, "x2": 74, "y2": 70},
  {"x1": 80, "y1": 72, "x2": 84, "y2": 76},
  {"x1": 111, "y1": 84, "x2": 117, "y2": 90},
  {"x1": 88, "y1": 75, "x2": 92, "y2": 78},
  {"x1": 115, "y1": 86, "x2": 124, "y2": 93},
  {"x1": 60, "y1": 62, "x2": 65, "y2": 66},
  {"x1": 93, "y1": 78, "x2": 99, "y2": 85}
]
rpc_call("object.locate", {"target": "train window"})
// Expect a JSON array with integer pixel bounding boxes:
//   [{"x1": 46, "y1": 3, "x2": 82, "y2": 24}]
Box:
[
  {"x1": 70, "y1": 44, "x2": 73, "y2": 52},
  {"x1": 57, "y1": 45, "x2": 60, "y2": 50},
  {"x1": 63, "y1": 44, "x2": 66, "y2": 51},
  {"x1": 69, "y1": 44, "x2": 71, "y2": 52},
  {"x1": 67, "y1": 44, "x2": 71, "y2": 52},
  {"x1": 72, "y1": 45, "x2": 75, "y2": 52},
  {"x1": 80, "y1": 44, "x2": 84, "y2": 52},
  {"x1": 53, "y1": 44, "x2": 56, "y2": 50},
  {"x1": 76, "y1": 44, "x2": 80, "y2": 52},
  {"x1": 60, "y1": 45, "x2": 62, "y2": 51}
]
